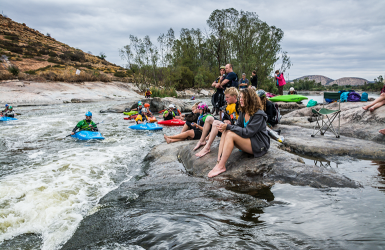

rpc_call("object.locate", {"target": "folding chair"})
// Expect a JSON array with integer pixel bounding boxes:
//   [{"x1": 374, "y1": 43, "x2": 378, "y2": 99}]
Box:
[{"x1": 311, "y1": 92, "x2": 341, "y2": 138}]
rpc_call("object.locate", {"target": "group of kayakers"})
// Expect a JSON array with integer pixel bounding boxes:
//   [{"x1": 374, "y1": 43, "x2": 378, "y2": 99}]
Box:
[{"x1": 0, "y1": 104, "x2": 15, "y2": 118}]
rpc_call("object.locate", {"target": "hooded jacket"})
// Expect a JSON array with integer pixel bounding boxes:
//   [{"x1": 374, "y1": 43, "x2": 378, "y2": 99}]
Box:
[
  {"x1": 276, "y1": 73, "x2": 286, "y2": 87},
  {"x1": 226, "y1": 110, "x2": 270, "y2": 157}
]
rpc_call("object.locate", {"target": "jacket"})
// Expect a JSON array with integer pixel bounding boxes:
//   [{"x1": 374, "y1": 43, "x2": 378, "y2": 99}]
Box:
[
  {"x1": 226, "y1": 110, "x2": 270, "y2": 157},
  {"x1": 276, "y1": 73, "x2": 286, "y2": 87}
]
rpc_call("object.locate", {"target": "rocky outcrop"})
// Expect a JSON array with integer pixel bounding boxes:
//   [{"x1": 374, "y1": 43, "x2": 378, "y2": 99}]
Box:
[
  {"x1": 175, "y1": 140, "x2": 359, "y2": 189},
  {"x1": 294, "y1": 75, "x2": 334, "y2": 85},
  {"x1": 176, "y1": 88, "x2": 214, "y2": 98},
  {"x1": 279, "y1": 101, "x2": 385, "y2": 144},
  {"x1": 328, "y1": 77, "x2": 369, "y2": 86}
]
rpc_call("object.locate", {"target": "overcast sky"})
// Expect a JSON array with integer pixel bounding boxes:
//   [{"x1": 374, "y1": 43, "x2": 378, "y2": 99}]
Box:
[{"x1": 2, "y1": 0, "x2": 384, "y2": 81}]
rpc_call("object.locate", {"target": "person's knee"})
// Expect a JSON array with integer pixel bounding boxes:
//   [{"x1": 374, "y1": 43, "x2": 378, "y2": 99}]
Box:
[{"x1": 206, "y1": 116, "x2": 214, "y2": 124}]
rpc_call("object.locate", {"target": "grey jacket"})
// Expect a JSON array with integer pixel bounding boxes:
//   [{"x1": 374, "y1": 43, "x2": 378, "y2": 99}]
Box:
[{"x1": 226, "y1": 110, "x2": 270, "y2": 157}]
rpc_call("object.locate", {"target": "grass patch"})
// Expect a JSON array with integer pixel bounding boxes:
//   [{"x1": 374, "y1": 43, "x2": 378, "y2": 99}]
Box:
[{"x1": 150, "y1": 86, "x2": 177, "y2": 98}]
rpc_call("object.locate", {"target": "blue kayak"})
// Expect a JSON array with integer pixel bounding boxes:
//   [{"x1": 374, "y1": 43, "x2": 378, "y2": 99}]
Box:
[
  {"x1": 71, "y1": 131, "x2": 105, "y2": 140},
  {"x1": 129, "y1": 123, "x2": 163, "y2": 131},
  {"x1": 0, "y1": 116, "x2": 18, "y2": 122}
]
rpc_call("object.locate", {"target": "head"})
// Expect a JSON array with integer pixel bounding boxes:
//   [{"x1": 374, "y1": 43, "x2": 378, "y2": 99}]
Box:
[
  {"x1": 225, "y1": 64, "x2": 233, "y2": 73},
  {"x1": 138, "y1": 101, "x2": 143, "y2": 109},
  {"x1": 242, "y1": 73, "x2": 246, "y2": 79},
  {"x1": 9, "y1": 106, "x2": 13, "y2": 110},
  {"x1": 168, "y1": 104, "x2": 175, "y2": 110},
  {"x1": 197, "y1": 103, "x2": 209, "y2": 114},
  {"x1": 290, "y1": 87, "x2": 295, "y2": 92},
  {"x1": 147, "y1": 88, "x2": 150, "y2": 91},
  {"x1": 252, "y1": 70, "x2": 256, "y2": 76},
  {"x1": 275, "y1": 70, "x2": 280, "y2": 74},
  {"x1": 224, "y1": 87, "x2": 239, "y2": 104},
  {"x1": 85, "y1": 111, "x2": 92, "y2": 121},
  {"x1": 220, "y1": 66, "x2": 226, "y2": 75},
  {"x1": 257, "y1": 89, "x2": 267, "y2": 111},
  {"x1": 141, "y1": 108, "x2": 147, "y2": 115},
  {"x1": 239, "y1": 88, "x2": 263, "y2": 115},
  {"x1": 144, "y1": 103, "x2": 150, "y2": 108}
]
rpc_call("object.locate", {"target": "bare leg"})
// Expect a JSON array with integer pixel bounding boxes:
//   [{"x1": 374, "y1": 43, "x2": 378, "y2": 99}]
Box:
[
  {"x1": 196, "y1": 120, "x2": 222, "y2": 157},
  {"x1": 208, "y1": 132, "x2": 253, "y2": 177},
  {"x1": 193, "y1": 116, "x2": 214, "y2": 150},
  {"x1": 217, "y1": 130, "x2": 229, "y2": 162},
  {"x1": 379, "y1": 128, "x2": 385, "y2": 135},
  {"x1": 369, "y1": 100, "x2": 385, "y2": 111},
  {"x1": 181, "y1": 123, "x2": 189, "y2": 133},
  {"x1": 166, "y1": 130, "x2": 195, "y2": 143},
  {"x1": 363, "y1": 95, "x2": 385, "y2": 110}
]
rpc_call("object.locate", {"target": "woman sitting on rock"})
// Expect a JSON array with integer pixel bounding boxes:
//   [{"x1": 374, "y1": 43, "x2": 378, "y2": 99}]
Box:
[
  {"x1": 257, "y1": 89, "x2": 278, "y2": 127},
  {"x1": 362, "y1": 84, "x2": 385, "y2": 112},
  {"x1": 164, "y1": 103, "x2": 212, "y2": 144},
  {"x1": 208, "y1": 88, "x2": 270, "y2": 178}
]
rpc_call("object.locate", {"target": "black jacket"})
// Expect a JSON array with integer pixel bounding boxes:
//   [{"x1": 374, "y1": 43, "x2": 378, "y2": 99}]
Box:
[{"x1": 250, "y1": 75, "x2": 258, "y2": 88}]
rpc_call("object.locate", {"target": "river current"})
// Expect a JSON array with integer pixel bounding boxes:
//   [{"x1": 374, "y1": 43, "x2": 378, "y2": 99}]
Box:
[{"x1": 0, "y1": 100, "x2": 384, "y2": 249}]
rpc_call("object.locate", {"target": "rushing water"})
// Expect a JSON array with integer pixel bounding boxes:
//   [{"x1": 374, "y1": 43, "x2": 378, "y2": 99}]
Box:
[{"x1": 0, "y1": 100, "x2": 384, "y2": 249}]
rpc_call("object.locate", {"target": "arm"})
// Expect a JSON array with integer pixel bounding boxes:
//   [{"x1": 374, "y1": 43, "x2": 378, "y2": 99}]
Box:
[{"x1": 226, "y1": 114, "x2": 265, "y2": 138}]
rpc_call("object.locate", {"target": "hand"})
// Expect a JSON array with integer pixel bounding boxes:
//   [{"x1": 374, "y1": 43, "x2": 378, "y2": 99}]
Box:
[
  {"x1": 381, "y1": 93, "x2": 385, "y2": 97},
  {"x1": 215, "y1": 83, "x2": 221, "y2": 88},
  {"x1": 217, "y1": 123, "x2": 227, "y2": 132},
  {"x1": 191, "y1": 122, "x2": 197, "y2": 127},
  {"x1": 223, "y1": 120, "x2": 231, "y2": 125},
  {"x1": 71, "y1": 132, "x2": 75, "y2": 135}
]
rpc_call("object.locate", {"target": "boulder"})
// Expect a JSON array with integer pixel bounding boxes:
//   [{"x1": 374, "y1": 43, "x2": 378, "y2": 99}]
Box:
[{"x1": 199, "y1": 89, "x2": 210, "y2": 96}]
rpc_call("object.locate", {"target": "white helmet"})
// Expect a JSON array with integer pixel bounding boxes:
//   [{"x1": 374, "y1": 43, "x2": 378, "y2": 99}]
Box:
[
  {"x1": 168, "y1": 104, "x2": 175, "y2": 109},
  {"x1": 290, "y1": 87, "x2": 294, "y2": 91},
  {"x1": 141, "y1": 108, "x2": 147, "y2": 113}
]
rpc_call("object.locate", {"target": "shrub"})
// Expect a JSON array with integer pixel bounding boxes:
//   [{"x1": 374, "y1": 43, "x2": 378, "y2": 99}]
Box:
[
  {"x1": 114, "y1": 71, "x2": 126, "y2": 77},
  {"x1": 8, "y1": 65, "x2": 20, "y2": 76},
  {"x1": 39, "y1": 48, "x2": 50, "y2": 55},
  {"x1": 48, "y1": 57, "x2": 61, "y2": 63},
  {"x1": 0, "y1": 72, "x2": 14, "y2": 80},
  {"x1": 150, "y1": 86, "x2": 177, "y2": 98},
  {"x1": 8, "y1": 46, "x2": 23, "y2": 54},
  {"x1": 49, "y1": 51, "x2": 58, "y2": 57}
]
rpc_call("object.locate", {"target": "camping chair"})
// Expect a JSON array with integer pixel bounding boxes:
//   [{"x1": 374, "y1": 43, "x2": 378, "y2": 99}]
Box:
[{"x1": 311, "y1": 92, "x2": 341, "y2": 138}]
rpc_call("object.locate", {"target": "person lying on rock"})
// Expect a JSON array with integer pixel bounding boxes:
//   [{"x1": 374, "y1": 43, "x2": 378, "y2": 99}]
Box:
[
  {"x1": 194, "y1": 87, "x2": 240, "y2": 157},
  {"x1": 208, "y1": 88, "x2": 270, "y2": 178},
  {"x1": 362, "y1": 85, "x2": 385, "y2": 112},
  {"x1": 164, "y1": 103, "x2": 212, "y2": 144},
  {"x1": 135, "y1": 108, "x2": 149, "y2": 124},
  {"x1": 71, "y1": 111, "x2": 98, "y2": 135}
]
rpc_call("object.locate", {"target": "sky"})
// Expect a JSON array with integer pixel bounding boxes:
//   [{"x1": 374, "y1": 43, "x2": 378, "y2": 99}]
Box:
[{"x1": 2, "y1": 0, "x2": 384, "y2": 81}]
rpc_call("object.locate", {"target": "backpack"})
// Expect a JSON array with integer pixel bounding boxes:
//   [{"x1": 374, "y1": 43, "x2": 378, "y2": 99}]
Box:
[
  {"x1": 361, "y1": 92, "x2": 368, "y2": 102},
  {"x1": 271, "y1": 103, "x2": 281, "y2": 125},
  {"x1": 347, "y1": 92, "x2": 361, "y2": 102},
  {"x1": 340, "y1": 92, "x2": 349, "y2": 102},
  {"x1": 231, "y1": 73, "x2": 239, "y2": 88}
]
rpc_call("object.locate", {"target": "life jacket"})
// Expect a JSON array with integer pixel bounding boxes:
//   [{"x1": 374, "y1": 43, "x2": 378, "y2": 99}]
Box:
[
  {"x1": 163, "y1": 110, "x2": 176, "y2": 120},
  {"x1": 78, "y1": 120, "x2": 96, "y2": 131},
  {"x1": 145, "y1": 91, "x2": 152, "y2": 96},
  {"x1": 135, "y1": 114, "x2": 148, "y2": 123},
  {"x1": 197, "y1": 113, "x2": 212, "y2": 126},
  {"x1": 222, "y1": 102, "x2": 239, "y2": 125}
]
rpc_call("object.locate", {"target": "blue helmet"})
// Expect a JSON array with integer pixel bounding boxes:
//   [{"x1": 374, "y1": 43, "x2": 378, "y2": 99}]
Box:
[
  {"x1": 5, "y1": 104, "x2": 8, "y2": 107},
  {"x1": 85, "y1": 111, "x2": 92, "y2": 117}
]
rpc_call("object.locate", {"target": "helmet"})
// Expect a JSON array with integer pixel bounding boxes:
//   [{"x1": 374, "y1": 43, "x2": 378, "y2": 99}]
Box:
[
  {"x1": 168, "y1": 104, "x2": 175, "y2": 109},
  {"x1": 147, "y1": 88, "x2": 150, "y2": 90},
  {"x1": 138, "y1": 101, "x2": 143, "y2": 106},
  {"x1": 290, "y1": 87, "x2": 294, "y2": 91},
  {"x1": 9, "y1": 106, "x2": 12, "y2": 109},
  {"x1": 197, "y1": 103, "x2": 208, "y2": 110},
  {"x1": 85, "y1": 111, "x2": 92, "y2": 116},
  {"x1": 141, "y1": 108, "x2": 147, "y2": 113},
  {"x1": 5, "y1": 104, "x2": 8, "y2": 107},
  {"x1": 144, "y1": 103, "x2": 150, "y2": 108},
  {"x1": 257, "y1": 89, "x2": 266, "y2": 98}
]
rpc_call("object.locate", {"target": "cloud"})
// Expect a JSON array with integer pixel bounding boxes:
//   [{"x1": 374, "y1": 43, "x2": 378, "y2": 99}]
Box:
[{"x1": 3, "y1": 0, "x2": 384, "y2": 80}]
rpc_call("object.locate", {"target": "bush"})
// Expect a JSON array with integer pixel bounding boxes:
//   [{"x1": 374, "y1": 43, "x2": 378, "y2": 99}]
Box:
[
  {"x1": 0, "y1": 72, "x2": 14, "y2": 80},
  {"x1": 49, "y1": 51, "x2": 58, "y2": 57},
  {"x1": 48, "y1": 57, "x2": 61, "y2": 63},
  {"x1": 150, "y1": 86, "x2": 177, "y2": 98},
  {"x1": 8, "y1": 65, "x2": 20, "y2": 76},
  {"x1": 114, "y1": 71, "x2": 126, "y2": 77},
  {"x1": 8, "y1": 46, "x2": 23, "y2": 54}
]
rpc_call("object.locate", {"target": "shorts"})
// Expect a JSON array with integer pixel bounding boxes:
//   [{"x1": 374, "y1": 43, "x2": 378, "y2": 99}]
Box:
[{"x1": 193, "y1": 128, "x2": 202, "y2": 140}]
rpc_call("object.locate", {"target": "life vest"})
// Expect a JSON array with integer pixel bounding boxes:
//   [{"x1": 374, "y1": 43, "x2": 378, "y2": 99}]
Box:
[
  {"x1": 223, "y1": 102, "x2": 239, "y2": 125},
  {"x1": 77, "y1": 120, "x2": 97, "y2": 131}
]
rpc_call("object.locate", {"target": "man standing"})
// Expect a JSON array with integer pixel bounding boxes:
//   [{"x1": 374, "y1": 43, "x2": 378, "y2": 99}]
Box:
[
  {"x1": 211, "y1": 66, "x2": 226, "y2": 115},
  {"x1": 239, "y1": 73, "x2": 249, "y2": 89},
  {"x1": 216, "y1": 64, "x2": 238, "y2": 89},
  {"x1": 250, "y1": 70, "x2": 258, "y2": 89}
]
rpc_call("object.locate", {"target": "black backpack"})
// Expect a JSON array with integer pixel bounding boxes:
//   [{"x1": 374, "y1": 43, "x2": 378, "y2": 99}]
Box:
[{"x1": 271, "y1": 103, "x2": 281, "y2": 125}]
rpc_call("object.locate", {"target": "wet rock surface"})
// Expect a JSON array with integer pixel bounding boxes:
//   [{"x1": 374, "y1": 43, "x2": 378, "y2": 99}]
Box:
[{"x1": 280, "y1": 102, "x2": 385, "y2": 144}]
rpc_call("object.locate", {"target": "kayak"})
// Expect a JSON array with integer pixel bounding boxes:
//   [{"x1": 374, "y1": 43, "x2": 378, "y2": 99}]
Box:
[
  {"x1": 124, "y1": 114, "x2": 138, "y2": 120},
  {"x1": 269, "y1": 94, "x2": 308, "y2": 103},
  {"x1": 123, "y1": 111, "x2": 138, "y2": 116},
  {"x1": 148, "y1": 117, "x2": 157, "y2": 123},
  {"x1": 129, "y1": 123, "x2": 163, "y2": 131},
  {"x1": 269, "y1": 95, "x2": 308, "y2": 103},
  {"x1": 158, "y1": 119, "x2": 185, "y2": 126},
  {"x1": 71, "y1": 131, "x2": 105, "y2": 140},
  {"x1": 0, "y1": 116, "x2": 18, "y2": 121}
]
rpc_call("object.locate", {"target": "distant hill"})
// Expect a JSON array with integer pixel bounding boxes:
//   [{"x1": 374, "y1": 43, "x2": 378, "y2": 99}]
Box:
[
  {"x1": 328, "y1": 77, "x2": 369, "y2": 86},
  {"x1": 294, "y1": 75, "x2": 334, "y2": 85},
  {"x1": 0, "y1": 15, "x2": 127, "y2": 80}
]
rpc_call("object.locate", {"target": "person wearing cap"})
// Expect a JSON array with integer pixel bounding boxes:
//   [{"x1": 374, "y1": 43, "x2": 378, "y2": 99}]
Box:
[
  {"x1": 239, "y1": 73, "x2": 249, "y2": 89},
  {"x1": 4, "y1": 106, "x2": 15, "y2": 117},
  {"x1": 135, "y1": 108, "x2": 149, "y2": 124},
  {"x1": 288, "y1": 87, "x2": 297, "y2": 95},
  {"x1": 71, "y1": 111, "x2": 98, "y2": 135},
  {"x1": 162, "y1": 104, "x2": 177, "y2": 120},
  {"x1": 145, "y1": 88, "x2": 152, "y2": 98},
  {"x1": 211, "y1": 66, "x2": 226, "y2": 116}
]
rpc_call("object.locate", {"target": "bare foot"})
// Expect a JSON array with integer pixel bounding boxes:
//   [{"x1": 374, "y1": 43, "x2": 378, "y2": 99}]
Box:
[
  {"x1": 362, "y1": 106, "x2": 369, "y2": 110},
  {"x1": 379, "y1": 129, "x2": 385, "y2": 135},
  {"x1": 193, "y1": 141, "x2": 206, "y2": 151},
  {"x1": 195, "y1": 146, "x2": 211, "y2": 158},
  {"x1": 164, "y1": 134, "x2": 171, "y2": 144},
  {"x1": 208, "y1": 164, "x2": 226, "y2": 177},
  {"x1": 369, "y1": 107, "x2": 375, "y2": 112}
]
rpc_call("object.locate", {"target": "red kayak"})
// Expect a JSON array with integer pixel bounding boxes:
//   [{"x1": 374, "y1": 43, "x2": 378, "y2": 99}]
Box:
[
  {"x1": 124, "y1": 114, "x2": 138, "y2": 120},
  {"x1": 157, "y1": 119, "x2": 185, "y2": 126}
]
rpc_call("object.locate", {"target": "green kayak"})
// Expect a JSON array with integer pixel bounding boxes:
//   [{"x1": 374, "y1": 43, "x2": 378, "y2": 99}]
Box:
[
  {"x1": 123, "y1": 111, "x2": 138, "y2": 116},
  {"x1": 269, "y1": 95, "x2": 308, "y2": 103}
]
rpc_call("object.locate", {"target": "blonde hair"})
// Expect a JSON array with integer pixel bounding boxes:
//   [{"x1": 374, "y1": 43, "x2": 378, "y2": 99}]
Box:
[
  {"x1": 224, "y1": 87, "x2": 239, "y2": 97},
  {"x1": 192, "y1": 101, "x2": 200, "y2": 109}
]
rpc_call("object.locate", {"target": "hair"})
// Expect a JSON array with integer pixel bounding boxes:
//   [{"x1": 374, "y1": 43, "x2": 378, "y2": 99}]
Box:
[
  {"x1": 224, "y1": 87, "x2": 239, "y2": 97},
  {"x1": 259, "y1": 95, "x2": 267, "y2": 112},
  {"x1": 227, "y1": 63, "x2": 233, "y2": 69},
  {"x1": 242, "y1": 73, "x2": 246, "y2": 76},
  {"x1": 252, "y1": 70, "x2": 256, "y2": 74},
  {"x1": 239, "y1": 88, "x2": 263, "y2": 115},
  {"x1": 192, "y1": 101, "x2": 200, "y2": 109},
  {"x1": 275, "y1": 70, "x2": 280, "y2": 74}
]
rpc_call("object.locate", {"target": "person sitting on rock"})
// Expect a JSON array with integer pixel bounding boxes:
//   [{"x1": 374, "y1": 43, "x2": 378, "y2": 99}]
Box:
[
  {"x1": 0, "y1": 104, "x2": 9, "y2": 116},
  {"x1": 177, "y1": 102, "x2": 200, "y2": 121},
  {"x1": 71, "y1": 111, "x2": 98, "y2": 135},
  {"x1": 164, "y1": 103, "x2": 212, "y2": 143},
  {"x1": 362, "y1": 84, "x2": 385, "y2": 112},
  {"x1": 208, "y1": 88, "x2": 270, "y2": 178},
  {"x1": 135, "y1": 108, "x2": 149, "y2": 124},
  {"x1": 132, "y1": 101, "x2": 144, "y2": 115},
  {"x1": 288, "y1": 87, "x2": 297, "y2": 95},
  {"x1": 194, "y1": 87, "x2": 239, "y2": 157},
  {"x1": 4, "y1": 106, "x2": 15, "y2": 118},
  {"x1": 257, "y1": 90, "x2": 278, "y2": 127},
  {"x1": 145, "y1": 88, "x2": 152, "y2": 99}
]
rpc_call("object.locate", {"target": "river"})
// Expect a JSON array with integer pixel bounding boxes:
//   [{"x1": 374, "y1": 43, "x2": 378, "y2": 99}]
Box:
[{"x1": 0, "y1": 100, "x2": 384, "y2": 249}]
